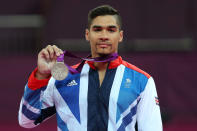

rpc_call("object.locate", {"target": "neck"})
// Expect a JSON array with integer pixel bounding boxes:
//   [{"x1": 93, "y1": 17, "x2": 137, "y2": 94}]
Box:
[{"x1": 94, "y1": 62, "x2": 108, "y2": 70}]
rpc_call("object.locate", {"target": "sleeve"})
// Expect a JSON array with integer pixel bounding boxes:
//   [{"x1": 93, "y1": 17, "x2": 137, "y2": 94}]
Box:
[
  {"x1": 136, "y1": 77, "x2": 163, "y2": 131},
  {"x1": 18, "y1": 68, "x2": 56, "y2": 128}
]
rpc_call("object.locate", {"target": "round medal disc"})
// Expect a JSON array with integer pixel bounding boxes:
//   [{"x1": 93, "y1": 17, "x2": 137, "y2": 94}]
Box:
[{"x1": 51, "y1": 62, "x2": 69, "y2": 80}]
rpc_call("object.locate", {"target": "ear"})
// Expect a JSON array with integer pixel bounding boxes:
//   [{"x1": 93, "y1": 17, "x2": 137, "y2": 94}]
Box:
[
  {"x1": 119, "y1": 30, "x2": 123, "y2": 42},
  {"x1": 85, "y1": 29, "x2": 89, "y2": 41}
]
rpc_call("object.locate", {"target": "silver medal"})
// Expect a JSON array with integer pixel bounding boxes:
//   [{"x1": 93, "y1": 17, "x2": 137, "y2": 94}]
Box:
[{"x1": 51, "y1": 62, "x2": 69, "y2": 80}]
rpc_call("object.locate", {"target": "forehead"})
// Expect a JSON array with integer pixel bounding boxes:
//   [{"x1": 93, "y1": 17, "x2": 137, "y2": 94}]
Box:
[{"x1": 90, "y1": 15, "x2": 118, "y2": 28}]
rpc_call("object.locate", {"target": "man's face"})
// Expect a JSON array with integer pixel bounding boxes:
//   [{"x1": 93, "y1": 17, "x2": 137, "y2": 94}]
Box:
[{"x1": 85, "y1": 15, "x2": 123, "y2": 57}]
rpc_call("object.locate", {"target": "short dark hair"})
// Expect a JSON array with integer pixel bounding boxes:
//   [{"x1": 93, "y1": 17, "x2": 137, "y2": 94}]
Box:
[{"x1": 87, "y1": 5, "x2": 122, "y2": 30}]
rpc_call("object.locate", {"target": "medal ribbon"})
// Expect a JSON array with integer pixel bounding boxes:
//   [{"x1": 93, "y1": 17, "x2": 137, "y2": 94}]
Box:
[{"x1": 57, "y1": 50, "x2": 118, "y2": 74}]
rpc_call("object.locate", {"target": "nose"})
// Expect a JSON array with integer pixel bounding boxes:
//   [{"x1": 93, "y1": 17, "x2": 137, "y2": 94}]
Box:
[
  {"x1": 99, "y1": 30, "x2": 109, "y2": 41},
  {"x1": 99, "y1": 37, "x2": 109, "y2": 41}
]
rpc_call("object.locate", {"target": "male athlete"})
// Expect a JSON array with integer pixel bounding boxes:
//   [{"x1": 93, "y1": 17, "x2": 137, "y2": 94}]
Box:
[{"x1": 18, "y1": 5, "x2": 163, "y2": 131}]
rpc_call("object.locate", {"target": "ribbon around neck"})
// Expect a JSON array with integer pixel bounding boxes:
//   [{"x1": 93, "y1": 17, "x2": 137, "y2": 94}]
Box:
[{"x1": 57, "y1": 50, "x2": 118, "y2": 74}]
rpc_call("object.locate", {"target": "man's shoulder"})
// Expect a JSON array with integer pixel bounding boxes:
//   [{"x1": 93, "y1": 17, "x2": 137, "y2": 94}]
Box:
[{"x1": 121, "y1": 60, "x2": 151, "y2": 79}]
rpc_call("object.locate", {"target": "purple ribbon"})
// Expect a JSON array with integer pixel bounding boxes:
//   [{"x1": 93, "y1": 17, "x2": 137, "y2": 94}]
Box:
[{"x1": 57, "y1": 51, "x2": 118, "y2": 74}]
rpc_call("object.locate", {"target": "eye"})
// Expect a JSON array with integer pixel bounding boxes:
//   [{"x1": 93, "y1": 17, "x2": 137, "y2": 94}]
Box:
[
  {"x1": 93, "y1": 27, "x2": 102, "y2": 32},
  {"x1": 107, "y1": 27, "x2": 117, "y2": 32}
]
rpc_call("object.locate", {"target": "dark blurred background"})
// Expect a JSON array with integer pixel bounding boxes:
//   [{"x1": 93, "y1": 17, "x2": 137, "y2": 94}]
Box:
[{"x1": 0, "y1": 0, "x2": 197, "y2": 130}]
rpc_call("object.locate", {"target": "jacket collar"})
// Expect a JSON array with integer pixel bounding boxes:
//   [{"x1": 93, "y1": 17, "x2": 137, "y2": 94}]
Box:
[{"x1": 87, "y1": 56, "x2": 122, "y2": 70}]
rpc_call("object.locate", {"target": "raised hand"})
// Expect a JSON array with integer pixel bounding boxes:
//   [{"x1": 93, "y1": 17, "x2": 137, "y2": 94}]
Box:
[{"x1": 36, "y1": 45, "x2": 63, "y2": 79}]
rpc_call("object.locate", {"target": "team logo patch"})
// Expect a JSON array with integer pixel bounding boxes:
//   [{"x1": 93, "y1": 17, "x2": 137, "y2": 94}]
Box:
[
  {"x1": 155, "y1": 97, "x2": 159, "y2": 105},
  {"x1": 125, "y1": 78, "x2": 131, "y2": 88}
]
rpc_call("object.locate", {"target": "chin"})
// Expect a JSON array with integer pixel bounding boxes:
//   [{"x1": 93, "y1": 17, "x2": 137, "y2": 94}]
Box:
[
  {"x1": 97, "y1": 52, "x2": 112, "y2": 57},
  {"x1": 95, "y1": 48, "x2": 115, "y2": 57}
]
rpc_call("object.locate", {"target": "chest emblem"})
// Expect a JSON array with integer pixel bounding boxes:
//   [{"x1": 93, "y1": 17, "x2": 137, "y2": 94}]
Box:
[{"x1": 125, "y1": 78, "x2": 132, "y2": 88}]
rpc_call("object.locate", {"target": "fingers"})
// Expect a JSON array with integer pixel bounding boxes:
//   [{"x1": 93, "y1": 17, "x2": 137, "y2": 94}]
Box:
[
  {"x1": 40, "y1": 48, "x2": 50, "y2": 60},
  {"x1": 52, "y1": 45, "x2": 64, "y2": 56},
  {"x1": 39, "y1": 45, "x2": 63, "y2": 60}
]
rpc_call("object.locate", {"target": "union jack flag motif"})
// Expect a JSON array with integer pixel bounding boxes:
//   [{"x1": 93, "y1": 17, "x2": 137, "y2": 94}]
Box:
[{"x1": 155, "y1": 97, "x2": 159, "y2": 105}]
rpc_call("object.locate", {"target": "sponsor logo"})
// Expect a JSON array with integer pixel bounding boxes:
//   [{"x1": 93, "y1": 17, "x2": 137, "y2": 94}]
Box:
[{"x1": 67, "y1": 80, "x2": 78, "y2": 87}]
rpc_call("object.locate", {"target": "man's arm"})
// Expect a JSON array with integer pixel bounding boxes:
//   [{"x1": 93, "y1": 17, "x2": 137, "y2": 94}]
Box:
[
  {"x1": 136, "y1": 77, "x2": 163, "y2": 131},
  {"x1": 18, "y1": 45, "x2": 63, "y2": 128},
  {"x1": 18, "y1": 68, "x2": 55, "y2": 128}
]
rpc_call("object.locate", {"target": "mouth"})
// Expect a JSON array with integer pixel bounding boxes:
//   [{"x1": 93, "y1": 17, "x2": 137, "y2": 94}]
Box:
[{"x1": 96, "y1": 43, "x2": 111, "y2": 48}]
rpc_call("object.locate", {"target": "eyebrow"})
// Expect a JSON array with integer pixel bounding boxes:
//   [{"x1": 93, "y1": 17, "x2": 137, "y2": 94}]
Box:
[
  {"x1": 92, "y1": 25, "x2": 118, "y2": 29},
  {"x1": 92, "y1": 25, "x2": 101, "y2": 28},
  {"x1": 108, "y1": 25, "x2": 118, "y2": 29}
]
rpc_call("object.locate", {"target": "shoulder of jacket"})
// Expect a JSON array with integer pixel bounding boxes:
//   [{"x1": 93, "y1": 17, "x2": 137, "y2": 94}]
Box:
[{"x1": 121, "y1": 60, "x2": 151, "y2": 79}]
